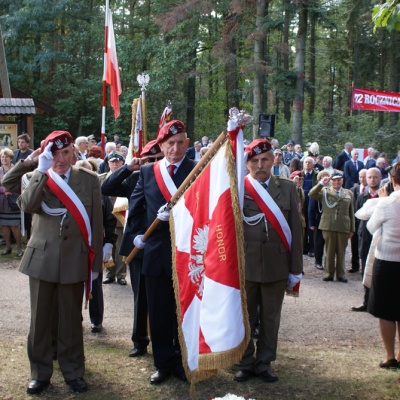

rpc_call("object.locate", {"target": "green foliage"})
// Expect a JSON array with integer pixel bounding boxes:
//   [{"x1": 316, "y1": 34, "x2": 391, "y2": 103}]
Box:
[{"x1": 372, "y1": 0, "x2": 400, "y2": 32}]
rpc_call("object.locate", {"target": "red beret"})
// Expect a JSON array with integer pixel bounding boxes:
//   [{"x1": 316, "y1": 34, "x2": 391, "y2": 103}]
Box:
[
  {"x1": 289, "y1": 170, "x2": 304, "y2": 180},
  {"x1": 41, "y1": 131, "x2": 74, "y2": 153},
  {"x1": 245, "y1": 139, "x2": 272, "y2": 159},
  {"x1": 140, "y1": 139, "x2": 162, "y2": 157},
  {"x1": 157, "y1": 120, "x2": 186, "y2": 143}
]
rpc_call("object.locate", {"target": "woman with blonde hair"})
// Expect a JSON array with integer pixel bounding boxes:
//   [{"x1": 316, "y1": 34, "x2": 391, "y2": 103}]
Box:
[
  {"x1": 367, "y1": 162, "x2": 400, "y2": 369},
  {"x1": 0, "y1": 148, "x2": 23, "y2": 256}
]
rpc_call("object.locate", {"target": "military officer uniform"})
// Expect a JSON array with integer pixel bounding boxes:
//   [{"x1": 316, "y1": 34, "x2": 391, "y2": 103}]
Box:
[
  {"x1": 236, "y1": 139, "x2": 303, "y2": 383},
  {"x1": 309, "y1": 173, "x2": 355, "y2": 281},
  {"x1": 3, "y1": 132, "x2": 103, "y2": 394}
]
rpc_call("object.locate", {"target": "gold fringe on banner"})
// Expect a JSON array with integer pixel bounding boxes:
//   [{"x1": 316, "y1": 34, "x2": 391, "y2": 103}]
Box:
[{"x1": 170, "y1": 139, "x2": 250, "y2": 395}]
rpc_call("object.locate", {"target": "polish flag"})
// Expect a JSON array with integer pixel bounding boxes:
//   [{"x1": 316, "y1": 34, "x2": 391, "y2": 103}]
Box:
[
  {"x1": 170, "y1": 140, "x2": 250, "y2": 384},
  {"x1": 106, "y1": 10, "x2": 122, "y2": 119}
]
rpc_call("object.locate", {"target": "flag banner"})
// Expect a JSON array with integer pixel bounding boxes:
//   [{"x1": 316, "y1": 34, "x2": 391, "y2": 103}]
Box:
[
  {"x1": 157, "y1": 104, "x2": 173, "y2": 138},
  {"x1": 106, "y1": 10, "x2": 122, "y2": 119},
  {"x1": 133, "y1": 97, "x2": 143, "y2": 156},
  {"x1": 351, "y1": 87, "x2": 400, "y2": 113},
  {"x1": 170, "y1": 139, "x2": 250, "y2": 385}
]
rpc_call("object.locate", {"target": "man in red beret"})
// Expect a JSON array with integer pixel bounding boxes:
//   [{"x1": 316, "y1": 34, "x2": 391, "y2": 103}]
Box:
[
  {"x1": 117, "y1": 120, "x2": 195, "y2": 384},
  {"x1": 235, "y1": 138, "x2": 303, "y2": 383},
  {"x1": 3, "y1": 131, "x2": 103, "y2": 394}
]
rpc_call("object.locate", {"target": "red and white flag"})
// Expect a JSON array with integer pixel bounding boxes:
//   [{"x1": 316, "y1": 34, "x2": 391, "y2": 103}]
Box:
[
  {"x1": 157, "y1": 104, "x2": 173, "y2": 138},
  {"x1": 170, "y1": 140, "x2": 250, "y2": 384},
  {"x1": 105, "y1": 10, "x2": 122, "y2": 119}
]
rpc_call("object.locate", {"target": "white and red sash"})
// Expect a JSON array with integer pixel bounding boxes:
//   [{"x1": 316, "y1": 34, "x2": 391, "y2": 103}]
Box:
[
  {"x1": 244, "y1": 175, "x2": 292, "y2": 252},
  {"x1": 153, "y1": 160, "x2": 178, "y2": 202},
  {"x1": 45, "y1": 169, "x2": 95, "y2": 300}
]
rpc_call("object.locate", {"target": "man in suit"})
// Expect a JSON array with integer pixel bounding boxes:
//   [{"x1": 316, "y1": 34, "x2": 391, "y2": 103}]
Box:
[
  {"x1": 351, "y1": 167, "x2": 381, "y2": 312},
  {"x1": 128, "y1": 120, "x2": 196, "y2": 384},
  {"x1": 344, "y1": 149, "x2": 365, "y2": 189},
  {"x1": 185, "y1": 140, "x2": 202, "y2": 161},
  {"x1": 348, "y1": 169, "x2": 367, "y2": 273},
  {"x1": 235, "y1": 139, "x2": 303, "y2": 383},
  {"x1": 333, "y1": 142, "x2": 353, "y2": 172},
  {"x1": 3, "y1": 131, "x2": 103, "y2": 394},
  {"x1": 309, "y1": 172, "x2": 355, "y2": 282},
  {"x1": 102, "y1": 140, "x2": 164, "y2": 358}
]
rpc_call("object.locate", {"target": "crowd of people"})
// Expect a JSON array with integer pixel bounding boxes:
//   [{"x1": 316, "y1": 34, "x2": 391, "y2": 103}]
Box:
[{"x1": 1, "y1": 128, "x2": 400, "y2": 395}]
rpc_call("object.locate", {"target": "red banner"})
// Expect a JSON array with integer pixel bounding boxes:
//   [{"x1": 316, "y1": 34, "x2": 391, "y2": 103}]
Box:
[{"x1": 352, "y1": 87, "x2": 400, "y2": 112}]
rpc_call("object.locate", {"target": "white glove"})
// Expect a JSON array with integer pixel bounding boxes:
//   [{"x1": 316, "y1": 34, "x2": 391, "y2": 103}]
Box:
[
  {"x1": 287, "y1": 273, "x2": 303, "y2": 289},
  {"x1": 37, "y1": 142, "x2": 54, "y2": 174},
  {"x1": 157, "y1": 204, "x2": 170, "y2": 221},
  {"x1": 227, "y1": 119, "x2": 238, "y2": 132},
  {"x1": 91, "y1": 272, "x2": 99, "y2": 281},
  {"x1": 102, "y1": 243, "x2": 113, "y2": 263},
  {"x1": 133, "y1": 234, "x2": 146, "y2": 249}
]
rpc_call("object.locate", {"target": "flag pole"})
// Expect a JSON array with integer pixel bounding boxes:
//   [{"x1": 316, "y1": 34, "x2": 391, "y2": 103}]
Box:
[
  {"x1": 101, "y1": 0, "x2": 110, "y2": 157},
  {"x1": 125, "y1": 131, "x2": 228, "y2": 264},
  {"x1": 137, "y1": 73, "x2": 149, "y2": 147}
]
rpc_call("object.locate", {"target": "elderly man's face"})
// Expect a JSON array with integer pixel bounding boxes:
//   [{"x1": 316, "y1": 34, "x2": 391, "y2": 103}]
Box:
[
  {"x1": 322, "y1": 158, "x2": 331, "y2": 168},
  {"x1": 295, "y1": 145, "x2": 302, "y2": 153},
  {"x1": 246, "y1": 151, "x2": 274, "y2": 182},
  {"x1": 304, "y1": 158, "x2": 314, "y2": 172},
  {"x1": 108, "y1": 159, "x2": 124, "y2": 172},
  {"x1": 359, "y1": 171, "x2": 367, "y2": 186},
  {"x1": 52, "y1": 145, "x2": 74, "y2": 175},
  {"x1": 351, "y1": 151, "x2": 359, "y2": 161},
  {"x1": 331, "y1": 177, "x2": 343, "y2": 191},
  {"x1": 160, "y1": 133, "x2": 190, "y2": 164}
]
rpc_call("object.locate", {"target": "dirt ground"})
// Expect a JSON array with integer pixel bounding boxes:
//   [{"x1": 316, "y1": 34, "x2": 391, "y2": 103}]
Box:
[{"x1": 0, "y1": 251, "x2": 398, "y2": 399}]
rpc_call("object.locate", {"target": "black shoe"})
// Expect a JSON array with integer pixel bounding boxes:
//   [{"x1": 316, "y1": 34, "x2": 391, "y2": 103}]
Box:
[
  {"x1": 348, "y1": 268, "x2": 359, "y2": 273},
  {"x1": 1, "y1": 248, "x2": 11, "y2": 255},
  {"x1": 173, "y1": 365, "x2": 187, "y2": 382},
  {"x1": 91, "y1": 323, "x2": 102, "y2": 333},
  {"x1": 66, "y1": 378, "x2": 87, "y2": 393},
  {"x1": 351, "y1": 305, "x2": 367, "y2": 312},
  {"x1": 27, "y1": 380, "x2": 50, "y2": 395},
  {"x1": 337, "y1": 277, "x2": 348, "y2": 283},
  {"x1": 259, "y1": 369, "x2": 279, "y2": 383},
  {"x1": 103, "y1": 277, "x2": 115, "y2": 284},
  {"x1": 315, "y1": 263, "x2": 323, "y2": 270},
  {"x1": 128, "y1": 347, "x2": 147, "y2": 357},
  {"x1": 379, "y1": 359, "x2": 399, "y2": 369},
  {"x1": 117, "y1": 278, "x2": 127, "y2": 285},
  {"x1": 323, "y1": 276, "x2": 333, "y2": 282},
  {"x1": 308, "y1": 251, "x2": 315, "y2": 258},
  {"x1": 234, "y1": 370, "x2": 252, "y2": 382},
  {"x1": 150, "y1": 369, "x2": 171, "y2": 384}
]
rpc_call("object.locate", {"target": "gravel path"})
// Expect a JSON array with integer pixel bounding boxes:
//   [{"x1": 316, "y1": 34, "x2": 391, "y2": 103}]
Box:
[{"x1": 0, "y1": 251, "x2": 379, "y2": 350}]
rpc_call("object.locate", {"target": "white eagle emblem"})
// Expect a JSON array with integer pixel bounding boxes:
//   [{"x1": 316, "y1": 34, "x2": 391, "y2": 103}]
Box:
[
  {"x1": 170, "y1": 125, "x2": 178, "y2": 135},
  {"x1": 188, "y1": 224, "x2": 209, "y2": 297}
]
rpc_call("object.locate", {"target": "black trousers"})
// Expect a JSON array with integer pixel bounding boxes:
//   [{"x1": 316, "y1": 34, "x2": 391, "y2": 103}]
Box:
[
  {"x1": 350, "y1": 232, "x2": 360, "y2": 270},
  {"x1": 128, "y1": 259, "x2": 149, "y2": 349},
  {"x1": 89, "y1": 273, "x2": 103, "y2": 326},
  {"x1": 313, "y1": 228, "x2": 325, "y2": 265},
  {"x1": 145, "y1": 274, "x2": 182, "y2": 371}
]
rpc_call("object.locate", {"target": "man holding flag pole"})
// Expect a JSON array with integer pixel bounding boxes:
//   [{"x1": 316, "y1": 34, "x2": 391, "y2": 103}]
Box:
[{"x1": 128, "y1": 120, "x2": 196, "y2": 384}]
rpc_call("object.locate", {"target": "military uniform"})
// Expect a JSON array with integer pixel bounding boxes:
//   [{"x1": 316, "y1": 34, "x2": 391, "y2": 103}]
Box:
[
  {"x1": 240, "y1": 175, "x2": 303, "y2": 374},
  {"x1": 3, "y1": 161, "x2": 103, "y2": 383},
  {"x1": 309, "y1": 183, "x2": 355, "y2": 279}
]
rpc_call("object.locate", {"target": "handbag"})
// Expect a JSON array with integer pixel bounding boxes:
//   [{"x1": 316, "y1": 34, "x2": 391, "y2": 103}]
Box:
[{"x1": 6, "y1": 193, "x2": 20, "y2": 212}]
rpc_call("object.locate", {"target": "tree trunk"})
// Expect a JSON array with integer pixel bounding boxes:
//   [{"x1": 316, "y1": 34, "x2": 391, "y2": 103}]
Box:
[
  {"x1": 308, "y1": 9, "x2": 316, "y2": 120},
  {"x1": 186, "y1": 47, "x2": 196, "y2": 141},
  {"x1": 283, "y1": 0, "x2": 291, "y2": 123},
  {"x1": 252, "y1": 0, "x2": 267, "y2": 139},
  {"x1": 292, "y1": 2, "x2": 308, "y2": 143},
  {"x1": 388, "y1": 32, "x2": 399, "y2": 126}
]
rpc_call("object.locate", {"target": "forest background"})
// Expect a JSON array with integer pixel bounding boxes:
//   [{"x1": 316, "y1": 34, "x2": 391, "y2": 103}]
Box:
[{"x1": 1, "y1": 0, "x2": 399, "y2": 159}]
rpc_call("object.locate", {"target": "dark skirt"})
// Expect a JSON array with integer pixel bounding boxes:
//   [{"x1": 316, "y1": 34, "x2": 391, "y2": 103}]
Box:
[{"x1": 368, "y1": 258, "x2": 400, "y2": 321}]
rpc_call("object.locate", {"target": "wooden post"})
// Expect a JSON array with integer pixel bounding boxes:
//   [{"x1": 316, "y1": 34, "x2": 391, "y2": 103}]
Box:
[{"x1": 0, "y1": 28, "x2": 11, "y2": 98}]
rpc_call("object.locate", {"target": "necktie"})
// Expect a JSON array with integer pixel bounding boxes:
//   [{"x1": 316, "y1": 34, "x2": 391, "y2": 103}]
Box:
[
  {"x1": 261, "y1": 182, "x2": 268, "y2": 190},
  {"x1": 168, "y1": 164, "x2": 176, "y2": 178},
  {"x1": 361, "y1": 186, "x2": 365, "y2": 193},
  {"x1": 60, "y1": 175, "x2": 66, "y2": 180},
  {"x1": 354, "y1": 161, "x2": 357, "y2": 170}
]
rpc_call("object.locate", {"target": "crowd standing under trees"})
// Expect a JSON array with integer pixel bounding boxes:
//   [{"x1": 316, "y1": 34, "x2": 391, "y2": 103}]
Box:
[{"x1": 0, "y1": 0, "x2": 399, "y2": 157}]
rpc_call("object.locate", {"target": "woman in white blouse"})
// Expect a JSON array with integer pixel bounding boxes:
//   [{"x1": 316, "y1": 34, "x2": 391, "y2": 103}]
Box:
[{"x1": 367, "y1": 162, "x2": 400, "y2": 369}]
